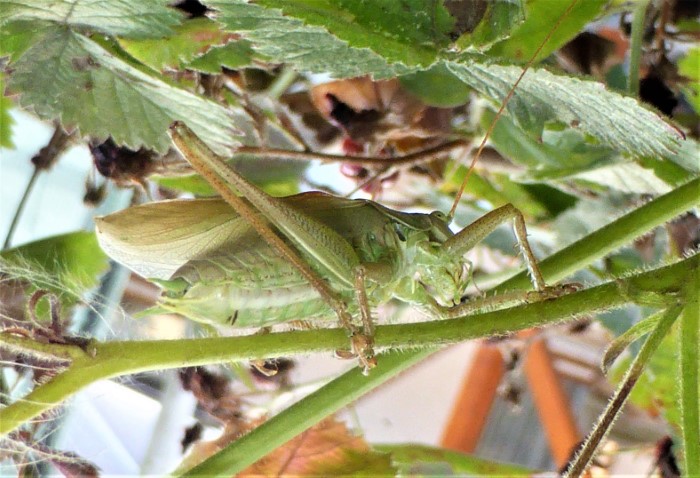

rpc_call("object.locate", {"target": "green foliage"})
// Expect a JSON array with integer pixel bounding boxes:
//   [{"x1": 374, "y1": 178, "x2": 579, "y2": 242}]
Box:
[
  {"x1": 8, "y1": 27, "x2": 238, "y2": 153},
  {"x1": 454, "y1": 0, "x2": 526, "y2": 50},
  {"x1": 679, "y1": 47, "x2": 700, "y2": 113},
  {"x1": 205, "y1": 0, "x2": 408, "y2": 78},
  {"x1": 0, "y1": 0, "x2": 182, "y2": 38},
  {"x1": 1, "y1": 0, "x2": 698, "y2": 476},
  {"x1": 447, "y1": 61, "x2": 679, "y2": 159},
  {"x1": 399, "y1": 62, "x2": 472, "y2": 107},
  {"x1": 0, "y1": 73, "x2": 14, "y2": 148},
  {"x1": 486, "y1": 0, "x2": 607, "y2": 61},
  {"x1": 378, "y1": 444, "x2": 532, "y2": 475}
]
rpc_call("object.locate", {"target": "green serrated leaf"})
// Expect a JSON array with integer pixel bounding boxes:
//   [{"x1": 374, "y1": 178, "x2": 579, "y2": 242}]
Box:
[
  {"x1": 484, "y1": 109, "x2": 612, "y2": 175},
  {"x1": 187, "y1": 40, "x2": 256, "y2": 73},
  {"x1": 454, "y1": 0, "x2": 525, "y2": 50},
  {"x1": 486, "y1": 0, "x2": 608, "y2": 62},
  {"x1": 399, "y1": 62, "x2": 471, "y2": 107},
  {"x1": 0, "y1": 20, "x2": 42, "y2": 62},
  {"x1": 8, "y1": 27, "x2": 239, "y2": 154},
  {"x1": 205, "y1": 0, "x2": 409, "y2": 78},
  {"x1": 0, "y1": 0, "x2": 183, "y2": 39},
  {"x1": 119, "y1": 17, "x2": 230, "y2": 70},
  {"x1": 253, "y1": 0, "x2": 453, "y2": 66},
  {"x1": 447, "y1": 61, "x2": 682, "y2": 159}
]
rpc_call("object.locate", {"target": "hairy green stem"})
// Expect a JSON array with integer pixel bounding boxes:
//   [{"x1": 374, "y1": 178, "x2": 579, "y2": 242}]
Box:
[
  {"x1": 0, "y1": 255, "x2": 695, "y2": 438},
  {"x1": 563, "y1": 305, "x2": 682, "y2": 477},
  {"x1": 180, "y1": 350, "x2": 433, "y2": 476},
  {"x1": 498, "y1": 177, "x2": 700, "y2": 290},
  {"x1": 680, "y1": 273, "x2": 700, "y2": 476}
]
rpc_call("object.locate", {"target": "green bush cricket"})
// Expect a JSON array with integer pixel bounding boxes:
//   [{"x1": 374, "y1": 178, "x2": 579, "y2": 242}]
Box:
[
  {"x1": 96, "y1": 120, "x2": 567, "y2": 372},
  {"x1": 96, "y1": 2, "x2": 586, "y2": 373}
]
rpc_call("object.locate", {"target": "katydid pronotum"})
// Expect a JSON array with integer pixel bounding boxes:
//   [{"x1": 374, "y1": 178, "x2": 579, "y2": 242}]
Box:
[{"x1": 96, "y1": 119, "x2": 570, "y2": 373}]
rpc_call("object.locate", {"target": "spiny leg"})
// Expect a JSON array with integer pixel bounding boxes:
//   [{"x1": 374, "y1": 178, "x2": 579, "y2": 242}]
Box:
[
  {"x1": 351, "y1": 266, "x2": 377, "y2": 373},
  {"x1": 169, "y1": 123, "x2": 370, "y2": 365},
  {"x1": 445, "y1": 203, "x2": 546, "y2": 291}
]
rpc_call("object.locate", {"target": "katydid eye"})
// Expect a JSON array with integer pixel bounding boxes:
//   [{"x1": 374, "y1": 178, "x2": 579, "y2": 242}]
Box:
[{"x1": 431, "y1": 211, "x2": 447, "y2": 221}]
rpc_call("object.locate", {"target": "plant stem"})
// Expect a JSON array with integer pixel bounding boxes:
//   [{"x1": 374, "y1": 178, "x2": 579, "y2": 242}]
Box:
[
  {"x1": 180, "y1": 349, "x2": 433, "y2": 476},
  {"x1": 680, "y1": 273, "x2": 700, "y2": 476},
  {"x1": 265, "y1": 66, "x2": 297, "y2": 100},
  {"x1": 236, "y1": 139, "x2": 467, "y2": 167},
  {"x1": 627, "y1": 0, "x2": 651, "y2": 96},
  {"x1": 0, "y1": 255, "x2": 695, "y2": 438},
  {"x1": 497, "y1": 176, "x2": 700, "y2": 290},
  {"x1": 2, "y1": 168, "x2": 39, "y2": 250},
  {"x1": 563, "y1": 304, "x2": 682, "y2": 477}
]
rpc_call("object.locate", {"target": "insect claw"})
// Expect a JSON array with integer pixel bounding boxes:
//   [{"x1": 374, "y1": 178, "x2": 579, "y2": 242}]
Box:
[
  {"x1": 350, "y1": 333, "x2": 377, "y2": 374},
  {"x1": 333, "y1": 334, "x2": 377, "y2": 374},
  {"x1": 250, "y1": 359, "x2": 279, "y2": 377},
  {"x1": 333, "y1": 348, "x2": 355, "y2": 360}
]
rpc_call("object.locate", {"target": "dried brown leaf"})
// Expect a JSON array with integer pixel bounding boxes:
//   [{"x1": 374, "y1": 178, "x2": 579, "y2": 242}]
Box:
[{"x1": 239, "y1": 418, "x2": 395, "y2": 477}]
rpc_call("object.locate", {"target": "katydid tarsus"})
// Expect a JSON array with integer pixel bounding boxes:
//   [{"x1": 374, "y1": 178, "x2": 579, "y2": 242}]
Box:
[{"x1": 97, "y1": 2, "x2": 583, "y2": 373}]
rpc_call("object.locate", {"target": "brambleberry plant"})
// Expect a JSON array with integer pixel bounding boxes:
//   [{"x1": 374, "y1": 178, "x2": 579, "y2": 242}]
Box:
[{"x1": 0, "y1": 1, "x2": 698, "y2": 476}]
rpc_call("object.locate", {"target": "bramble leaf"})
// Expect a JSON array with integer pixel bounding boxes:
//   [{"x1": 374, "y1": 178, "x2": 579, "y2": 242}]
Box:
[
  {"x1": 0, "y1": 0, "x2": 183, "y2": 39},
  {"x1": 119, "y1": 17, "x2": 232, "y2": 70},
  {"x1": 205, "y1": 0, "x2": 410, "y2": 78},
  {"x1": 206, "y1": 1, "x2": 680, "y2": 161},
  {"x1": 378, "y1": 444, "x2": 532, "y2": 475},
  {"x1": 447, "y1": 61, "x2": 682, "y2": 159},
  {"x1": 8, "y1": 27, "x2": 239, "y2": 153},
  {"x1": 486, "y1": 0, "x2": 607, "y2": 61}
]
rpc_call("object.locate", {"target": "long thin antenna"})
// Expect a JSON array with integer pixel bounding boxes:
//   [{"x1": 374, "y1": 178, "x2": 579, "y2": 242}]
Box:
[{"x1": 449, "y1": 0, "x2": 581, "y2": 219}]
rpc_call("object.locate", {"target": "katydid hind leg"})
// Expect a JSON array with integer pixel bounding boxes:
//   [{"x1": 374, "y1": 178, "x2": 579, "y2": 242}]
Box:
[
  {"x1": 169, "y1": 122, "x2": 378, "y2": 370},
  {"x1": 351, "y1": 265, "x2": 378, "y2": 373}
]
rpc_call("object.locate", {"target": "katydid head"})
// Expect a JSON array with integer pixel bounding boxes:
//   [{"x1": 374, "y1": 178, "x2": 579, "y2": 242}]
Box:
[
  {"x1": 397, "y1": 210, "x2": 471, "y2": 307},
  {"x1": 426, "y1": 210, "x2": 454, "y2": 242},
  {"x1": 411, "y1": 239, "x2": 472, "y2": 307}
]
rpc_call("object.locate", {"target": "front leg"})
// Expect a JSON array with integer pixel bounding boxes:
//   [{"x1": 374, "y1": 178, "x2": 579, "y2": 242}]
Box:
[{"x1": 445, "y1": 204, "x2": 546, "y2": 291}]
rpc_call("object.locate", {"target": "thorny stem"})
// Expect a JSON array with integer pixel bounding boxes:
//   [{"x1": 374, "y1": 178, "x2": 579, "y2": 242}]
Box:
[
  {"x1": 679, "y1": 274, "x2": 700, "y2": 477},
  {"x1": 0, "y1": 255, "x2": 695, "y2": 437},
  {"x1": 496, "y1": 176, "x2": 700, "y2": 291},
  {"x1": 563, "y1": 305, "x2": 682, "y2": 478}
]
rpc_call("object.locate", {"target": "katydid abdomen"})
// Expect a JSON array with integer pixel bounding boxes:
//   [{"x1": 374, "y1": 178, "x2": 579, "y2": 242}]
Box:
[
  {"x1": 97, "y1": 190, "x2": 461, "y2": 328},
  {"x1": 163, "y1": 242, "x2": 348, "y2": 327}
]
